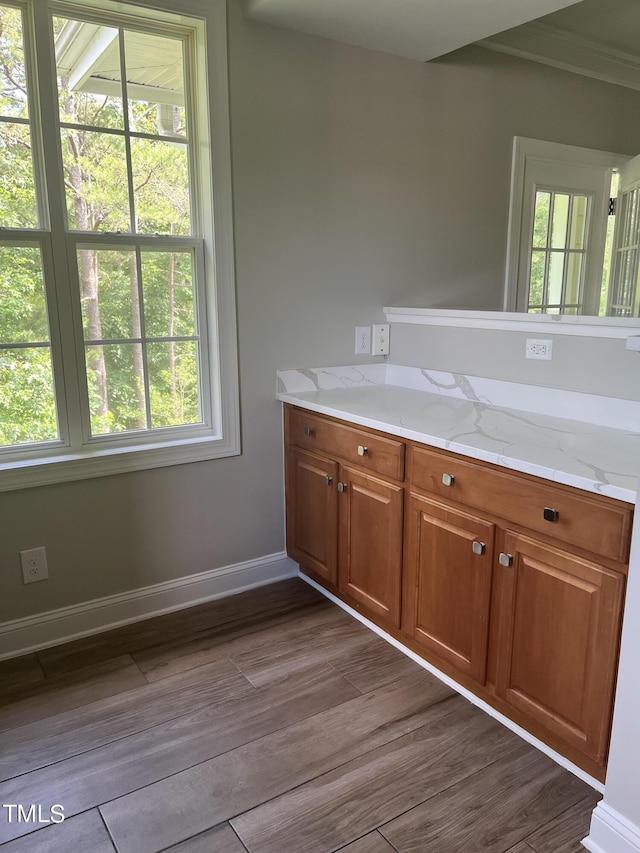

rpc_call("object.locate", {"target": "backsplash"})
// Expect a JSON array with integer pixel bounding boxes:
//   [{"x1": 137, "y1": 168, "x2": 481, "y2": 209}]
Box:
[
  {"x1": 278, "y1": 364, "x2": 640, "y2": 432},
  {"x1": 388, "y1": 322, "x2": 640, "y2": 403}
]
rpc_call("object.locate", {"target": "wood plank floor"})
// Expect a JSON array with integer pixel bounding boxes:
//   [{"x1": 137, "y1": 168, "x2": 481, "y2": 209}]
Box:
[{"x1": 0, "y1": 578, "x2": 600, "y2": 852}]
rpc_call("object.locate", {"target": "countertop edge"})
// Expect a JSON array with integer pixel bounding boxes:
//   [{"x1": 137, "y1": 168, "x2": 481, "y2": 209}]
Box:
[{"x1": 277, "y1": 391, "x2": 638, "y2": 505}]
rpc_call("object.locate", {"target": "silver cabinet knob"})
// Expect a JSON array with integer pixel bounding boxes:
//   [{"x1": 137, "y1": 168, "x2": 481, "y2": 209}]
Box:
[
  {"x1": 442, "y1": 473, "x2": 455, "y2": 487},
  {"x1": 472, "y1": 541, "x2": 486, "y2": 555},
  {"x1": 499, "y1": 552, "x2": 513, "y2": 567},
  {"x1": 337, "y1": 482, "x2": 348, "y2": 493},
  {"x1": 543, "y1": 507, "x2": 559, "y2": 523},
  {"x1": 323, "y1": 476, "x2": 333, "y2": 486},
  {"x1": 303, "y1": 426, "x2": 314, "y2": 437},
  {"x1": 357, "y1": 445, "x2": 368, "y2": 456}
]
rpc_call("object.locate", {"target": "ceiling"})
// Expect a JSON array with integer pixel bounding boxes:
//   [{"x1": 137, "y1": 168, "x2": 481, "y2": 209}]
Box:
[
  {"x1": 243, "y1": 0, "x2": 640, "y2": 91},
  {"x1": 526, "y1": 0, "x2": 640, "y2": 56},
  {"x1": 242, "y1": 0, "x2": 583, "y2": 63}
]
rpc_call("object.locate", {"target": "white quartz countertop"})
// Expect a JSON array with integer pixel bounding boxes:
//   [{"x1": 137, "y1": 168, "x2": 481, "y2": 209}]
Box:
[{"x1": 277, "y1": 365, "x2": 640, "y2": 504}]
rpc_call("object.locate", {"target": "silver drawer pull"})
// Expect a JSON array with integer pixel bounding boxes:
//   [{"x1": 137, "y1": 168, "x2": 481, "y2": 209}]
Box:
[
  {"x1": 303, "y1": 426, "x2": 314, "y2": 437},
  {"x1": 323, "y1": 476, "x2": 333, "y2": 486},
  {"x1": 472, "y1": 541, "x2": 486, "y2": 556},
  {"x1": 337, "y1": 482, "x2": 348, "y2": 493},
  {"x1": 499, "y1": 552, "x2": 513, "y2": 567},
  {"x1": 357, "y1": 445, "x2": 368, "y2": 456},
  {"x1": 442, "y1": 473, "x2": 455, "y2": 487},
  {"x1": 543, "y1": 507, "x2": 559, "y2": 523}
]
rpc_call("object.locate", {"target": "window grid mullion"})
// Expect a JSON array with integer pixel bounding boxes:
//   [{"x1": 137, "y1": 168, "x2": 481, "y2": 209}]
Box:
[
  {"x1": 0, "y1": 340, "x2": 51, "y2": 349},
  {"x1": 0, "y1": 114, "x2": 30, "y2": 125},
  {"x1": 541, "y1": 193, "x2": 553, "y2": 308},
  {"x1": 68, "y1": 233, "x2": 199, "y2": 249},
  {"x1": 82, "y1": 335, "x2": 198, "y2": 346},
  {"x1": 183, "y1": 31, "x2": 200, "y2": 238},
  {"x1": 118, "y1": 26, "x2": 137, "y2": 236},
  {"x1": 560, "y1": 195, "x2": 573, "y2": 308},
  {"x1": 57, "y1": 120, "x2": 189, "y2": 145},
  {"x1": 134, "y1": 247, "x2": 153, "y2": 430}
]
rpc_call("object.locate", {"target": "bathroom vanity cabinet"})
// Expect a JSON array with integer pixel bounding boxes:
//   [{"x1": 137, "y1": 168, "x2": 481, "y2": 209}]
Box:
[{"x1": 284, "y1": 403, "x2": 633, "y2": 780}]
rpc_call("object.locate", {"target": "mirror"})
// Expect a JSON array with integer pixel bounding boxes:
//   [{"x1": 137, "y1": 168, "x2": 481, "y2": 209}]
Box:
[{"x1": 480, "y1": 0, "x2": 640, "y2": 319}]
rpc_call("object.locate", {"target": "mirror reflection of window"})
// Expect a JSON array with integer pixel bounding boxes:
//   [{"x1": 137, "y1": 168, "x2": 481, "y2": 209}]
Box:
[
  {"x1": 608, "y1": 157, "x2": 640, "y2": 318},
  {"x1": 505, "y1": 138, "x2": 638, "y2": 317},
  {"x1": 528, "y1": 190, "x2": 590, "y2": 315}
]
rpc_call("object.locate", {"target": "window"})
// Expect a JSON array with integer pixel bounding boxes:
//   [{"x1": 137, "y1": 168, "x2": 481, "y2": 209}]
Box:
[
  {"x1": 505, "y1": 137, "x2": 625, "y2": 316},
  {"x1": 0, "y1": 0, "x2": 239, "y2": 490},
  {"x1": 608, "y1": 159, "x2": 640, "y2": 318},
  {"x1": 527, "y1": 190, "x2": 590, "y2": 315}
]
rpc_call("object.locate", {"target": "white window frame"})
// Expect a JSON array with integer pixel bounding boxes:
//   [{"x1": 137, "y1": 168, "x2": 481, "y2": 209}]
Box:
[
  {"x1": 0, "y1": 0, "x2": 240, "y2": 492},
  {"x1": 504, "y1": 137, "x2": 628, "y2": 315}
]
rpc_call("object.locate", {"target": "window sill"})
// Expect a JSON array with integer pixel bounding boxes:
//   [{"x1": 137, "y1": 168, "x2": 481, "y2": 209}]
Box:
[{"x1": 0, "y1": 431, "x2": 241, "y2": 492}]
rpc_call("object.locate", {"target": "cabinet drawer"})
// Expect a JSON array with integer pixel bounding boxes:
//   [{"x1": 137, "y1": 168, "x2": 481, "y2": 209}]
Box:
[
  {"x1": 409, "y1": 445, "x2": 632, "y2": 562},
  {"x1": 288, "y1": 408, "x2": 405, "y2": 480}
]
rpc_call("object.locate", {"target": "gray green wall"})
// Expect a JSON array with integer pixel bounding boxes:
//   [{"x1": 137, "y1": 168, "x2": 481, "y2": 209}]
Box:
[{"x1": 2, "y1": 0, "x2": 640, "y2": 624}]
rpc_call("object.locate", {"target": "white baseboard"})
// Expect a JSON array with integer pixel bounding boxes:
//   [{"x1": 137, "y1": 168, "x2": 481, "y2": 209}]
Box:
[
  {"x1": 0, "y1": 552, "x2": 298, "y2": 661},
  {"x1": 583, "y1": 803, "x2": 640, "y2": 853},
  {"x1": 298, "y1": 571, "x2": 604, "y2": 794}
]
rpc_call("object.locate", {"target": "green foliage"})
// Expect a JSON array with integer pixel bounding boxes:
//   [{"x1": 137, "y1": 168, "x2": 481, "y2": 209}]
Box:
[
  {"x1": 79, "y1": 249, "x2": 136, "y2": 340},
  {"x1": 532, "y1": 192, "x2": 550, "y2": 249},
  {"x1": 0, "y1": 5, "x2": 28, "y2": 119},
  {"x1": 0, "y1": 348, "x2": 58, "y2": 445},
  {"x1": 148, "y1": 341, "x2": 199, "y2": 428},
  {"x1": 87, "y1": 343, "x2": 145, "y2": 435},
  {"x1": 142, "y1": 251, "x2": 195, "y2": 338},
  {"x1": 528, "y1": 251, "x2": 545, "y2": 308},
  {"x1": 0, "y1": 121, "x2": 38, "y2": 227},
  {"x1": 62, "y1": 128, "x2": 131, "y2": 231},
  {"x1": 0, "y1": 246, "x2": 48, "y2": 342}
]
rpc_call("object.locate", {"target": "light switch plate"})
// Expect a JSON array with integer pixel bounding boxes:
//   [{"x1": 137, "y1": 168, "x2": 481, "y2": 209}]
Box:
[{"x1": 372, "y1": 324, "x2": 390, "y2": 356}]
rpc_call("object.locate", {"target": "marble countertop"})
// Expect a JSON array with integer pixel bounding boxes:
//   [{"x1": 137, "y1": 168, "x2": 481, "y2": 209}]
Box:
[{"x1": 277, "y1": 366, "x2": 640, "y2": 504}]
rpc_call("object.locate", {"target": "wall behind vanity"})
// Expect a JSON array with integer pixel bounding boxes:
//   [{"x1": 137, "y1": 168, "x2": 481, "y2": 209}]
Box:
[{"x1": 390, "y1": 324, "x2": 640, "y2": 402}]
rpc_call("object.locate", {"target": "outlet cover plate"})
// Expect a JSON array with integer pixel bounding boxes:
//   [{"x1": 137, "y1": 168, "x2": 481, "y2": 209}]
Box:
[
  {"x1": 355, "y1": 325, "x2": 371, "y2": 355},
  {"x1": 525, "y1": 338, "x2": 553, "y2": 360},
  {"x1": 20, "y1": 547, "x2": 49, "y2": 584}
]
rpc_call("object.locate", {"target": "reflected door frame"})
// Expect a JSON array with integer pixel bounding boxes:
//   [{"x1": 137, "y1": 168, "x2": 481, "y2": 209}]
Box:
[{"x1": 504, "y1": 137, "x2": 628, "y2": 316}]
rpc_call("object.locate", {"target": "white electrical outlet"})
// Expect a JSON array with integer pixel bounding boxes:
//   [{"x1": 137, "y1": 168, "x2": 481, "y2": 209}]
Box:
[
  {"x1": 372, "y1": 324, "x2": 390, "y2": 356},
  {"x1": 355, "y1": 325, "x2": 371, "y2": 355},
  {"x1": 525, "y1": 338, "x2": 553, "y2": 360},
  {"x1": 20, "y1": 547, "x2": 49, "y2": 584}
]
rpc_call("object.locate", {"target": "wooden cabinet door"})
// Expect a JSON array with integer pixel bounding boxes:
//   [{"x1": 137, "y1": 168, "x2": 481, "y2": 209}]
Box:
[
  {"x1": 404, "y1": 493, "x2": 495, "y2": 684},
  {"x1": 338, "y1": 466, "x2": 403, "y2": 627},
  {"x1": 286, "y1": 448, "x2": 338, "y2": 585},
  {"x1": 495, "y1": 531, "x2": 625, "y2": 764}
]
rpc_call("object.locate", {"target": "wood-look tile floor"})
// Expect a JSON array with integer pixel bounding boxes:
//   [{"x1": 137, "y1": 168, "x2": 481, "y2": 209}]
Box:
[{"x1": 0, "y1": 578, "x2": 600, "y2": 852}]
